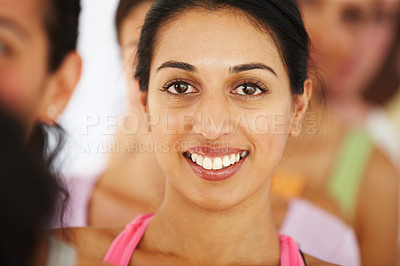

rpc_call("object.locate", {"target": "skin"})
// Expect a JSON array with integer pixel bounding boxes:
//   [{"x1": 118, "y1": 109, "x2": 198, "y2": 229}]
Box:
[
  {"x1": 87, "y1": 0, "x2": 398, "y2": 264},
  {"x1": 0, "y1": 0, "x2": 84, "y2": 264},
  {"x1": 350, "y1": 0, "x2": 399, "y2": 95},
  {"x1": 274, "y1": 0, "x2": 400, "y2": 264},
  {"x1": 58, "y1": 8, "x2": 338, "y2": 265},
  {"x1": 137, "y1": 8, "x2": 303, "y2": 261},
  {"x1": 0, "y1": 0, "x2": 81, "y2": 133},
  {"x1": 88, "y1": 1, "x2": 165, "y2": 227},
  {"x1": 298, "y1": 0, "x2": 399, "y2": 122},
  {"x1": 0, "y1": 0, "x2": 49, "y2": 128},
  {"x1": 298, "y1": 0, "x2": 373, "y2": 96}
]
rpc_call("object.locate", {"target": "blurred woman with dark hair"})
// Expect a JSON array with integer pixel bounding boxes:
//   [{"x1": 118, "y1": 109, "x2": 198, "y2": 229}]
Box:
[{"x1": 0, "y1": 0, "x2": 84, "y2": 264}]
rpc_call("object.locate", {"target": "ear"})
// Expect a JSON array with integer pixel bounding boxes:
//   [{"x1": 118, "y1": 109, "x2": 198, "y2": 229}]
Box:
[
  {"x1": 138, "y1": 79, "x2": 148, "y2": 113},
  {"x1": 136, "y1": 79, "x2": 152, "y2": 132},
  {"x1": 289, "y1": 78, "x2": 312, "y2": 137},
  {"x1": 38, "y1": 51, "x2": 82, "y2": 124}
]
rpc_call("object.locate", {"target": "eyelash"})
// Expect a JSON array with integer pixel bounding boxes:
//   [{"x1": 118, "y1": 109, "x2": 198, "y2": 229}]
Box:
[
  {"x1": 161, "y1": 79, "x2": 189, "y2": 91},
  {"x1": 160, "y1": 79, "x2": 270, "y2": 98},
  {"x1": 159, "y1": 79, "x2": 197, "y2": 98},
  {"x1": 232, "y1": 80, "x2": 270, "y2": 98}
]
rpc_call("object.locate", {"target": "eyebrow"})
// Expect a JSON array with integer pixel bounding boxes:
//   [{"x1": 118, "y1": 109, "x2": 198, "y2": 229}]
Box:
[
  {"x1": 156, "y1": 61, "x2": 277, "y2": 78},
  {"x1": 229, "y1": 63, "x2": 277, "y2": 77},
  {"x1": 0, "y1": 17, "x2": 30, "y2": 40},
  {"x1": 156, "y1": 61, "x2": 198, "y2": 73}
]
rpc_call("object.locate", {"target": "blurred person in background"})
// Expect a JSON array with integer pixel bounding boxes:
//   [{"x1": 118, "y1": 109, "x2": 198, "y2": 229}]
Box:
[
  {"x1": 86, "y1": 0, "x2": 165, "y2": 227},
  {"x1": 63, "y1": 0, "x2": 164, "y2": 228},
  {"x1": 273, "y1": 0, "x2": 400, "y2": 264},
  {"x1": 0, "y1": 0, "x2": 98, "y2": 264},
  {"x1": 0, "y1": 107, "x2": 76, "y2": 265},
  {"x1": 365, "y1": 17, "x2": 400, "y2": 261},
  {"x1": 364, "y1": 17, "x2": 400, "y2": 165},
  {"x1": 385, "y1": 33, "x2": 400, "y2": 148}
]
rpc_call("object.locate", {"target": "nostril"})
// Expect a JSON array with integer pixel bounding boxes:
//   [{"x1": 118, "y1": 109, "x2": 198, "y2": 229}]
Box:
[{"x1": 192, "y1": 113, "x2": 234, "y2": 139}]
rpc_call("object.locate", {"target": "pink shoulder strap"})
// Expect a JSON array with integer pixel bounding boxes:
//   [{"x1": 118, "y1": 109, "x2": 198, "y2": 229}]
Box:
[
  {"x1": 104, "y1": 214, "x2": 305, "y2": 266},
  {"x1": 279, "y1": 234, "x2": 306, "y2": 266},
  {"x1": 103, "y1": 213, "x2": 154, "y2": 266}
]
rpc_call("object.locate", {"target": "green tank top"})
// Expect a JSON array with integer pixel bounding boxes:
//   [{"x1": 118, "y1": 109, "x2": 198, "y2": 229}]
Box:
[{"x1": 328, "y1": 128, "x2": 374, "y2": 219}]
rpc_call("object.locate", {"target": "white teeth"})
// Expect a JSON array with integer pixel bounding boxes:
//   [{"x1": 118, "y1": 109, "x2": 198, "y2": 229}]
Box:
[
  {"x1": 222, "y1": 156, "x2": 231, "y2": 167},
  {"x1": 196, "y1": 155, "x2": 203, "y2": 166},
  {"x1": 230, "y1": 154, "x2": 236, "y2": 164},
  {"x1": 191, "y1": 153, "x2": 198, "y2": 163},
  {"x1": 213, "y1": 157, "x2": 223, "y2": 170},
  {"x1": 203, "y1": 157, "x2": 213, "y2": 170},
  {"x1": 189, "y1": 151, "x2": 248, "y2": 171}
]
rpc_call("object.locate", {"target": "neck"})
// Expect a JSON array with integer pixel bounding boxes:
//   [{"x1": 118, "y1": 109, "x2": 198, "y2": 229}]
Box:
[
  {"x1": 143, "y1": 181, "x2": 280, "y2": 265},
  {"x1": 327, "y1": 92, "x2": 372, "y2": 126}
]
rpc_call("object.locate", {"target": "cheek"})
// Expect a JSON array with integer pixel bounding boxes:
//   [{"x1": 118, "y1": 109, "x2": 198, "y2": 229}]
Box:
[
  {"x1": 247, "y1": 120, "x2": 290, "y2": 185},
  {"x1": 363, "y1": 27, "x2": 395, "y2": 67},
  {"x1": 238, "y1": 97, "x2": 294, "y2": 135},
  {"x1": 0, "y1": 69, "x2": 35, "y2": 116},
  {"x1": 0, "y1": 63, "x2": 47, "y2": 123},
  {"x1": 149, "y1": 110, "x2": 187, "y2": 182},
  {"x1": 243, "y1": 111, "x2": 293, "y2": 136},
  {"x1": 242, "y1": 103, "x2": 293, "y2": 167}
]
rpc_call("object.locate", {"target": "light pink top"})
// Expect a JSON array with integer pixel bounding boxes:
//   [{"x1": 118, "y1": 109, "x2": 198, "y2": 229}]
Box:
[
  {"x1": 103, "y1": 214, "x2": 305, "y2": 266},
  {"x1": 62, "y1": 176, "x2": 99, "y2": 228},
  {"x1": 280, "y1": 198, "x2": 360, "y2": 266}
]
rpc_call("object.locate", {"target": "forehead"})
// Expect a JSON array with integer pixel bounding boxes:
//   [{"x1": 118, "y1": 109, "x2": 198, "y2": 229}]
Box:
[
  {"x1": 0, "y1": 0, "x2": 45, "y2": 36},
  {"x1": 152, "y1": 9, "x2": 284, "y2": 75},
  {"x1": 120, "y1": 1, "x2": 153, "y2": 46}
]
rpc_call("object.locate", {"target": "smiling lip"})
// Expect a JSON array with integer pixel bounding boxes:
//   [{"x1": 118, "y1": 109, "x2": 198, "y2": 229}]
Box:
[{"x1": 184, "y1": 146, "x2": 249, "y2": 181}]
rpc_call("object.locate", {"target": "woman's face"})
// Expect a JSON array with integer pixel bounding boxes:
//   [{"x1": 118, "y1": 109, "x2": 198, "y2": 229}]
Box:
[
  {"x1": 120, "y1": 1, "x2": 153, "y2": 69},
  {"x1": 351, "y1": 0, "x2": 399, "y2": 92},
  {"x1": 142, "y1": 9, "x2": 309, "y2": 210},
  {"x1": 120, "y1": 1, "x2": 153, "y2": 111},
  {"x1": 298, "y1": 0, "x2": 372, "y2": 94},
  {"x1": 0, "y1": 0, "x2": 51, "y2": 128}
]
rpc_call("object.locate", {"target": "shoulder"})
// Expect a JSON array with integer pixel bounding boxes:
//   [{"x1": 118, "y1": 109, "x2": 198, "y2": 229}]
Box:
[
  {"x1": 304, "y1": 254, "x2": 339, "y2": 266},
  {"x1": 51, "y1": 226, "x2": 123, "y2": 262},
  {"x1": 359, "y1": 146, "x2": 399, "y2": 206},
  {"x1": 356, "y1": 146, "x2": 399, "y2": 264},
  {"x1": 358, "y1": 146, "x2": 399, "y2": 219}
]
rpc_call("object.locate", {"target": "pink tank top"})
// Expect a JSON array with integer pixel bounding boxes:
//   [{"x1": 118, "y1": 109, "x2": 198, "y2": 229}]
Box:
[{"x1": 104, "y1": 214, "x2": 306, "y2": 266}]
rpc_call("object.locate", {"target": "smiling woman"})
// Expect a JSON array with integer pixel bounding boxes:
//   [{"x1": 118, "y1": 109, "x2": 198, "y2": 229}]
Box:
[{"x1": 61, "y1": 0, "x2": 334, "y2": 265}]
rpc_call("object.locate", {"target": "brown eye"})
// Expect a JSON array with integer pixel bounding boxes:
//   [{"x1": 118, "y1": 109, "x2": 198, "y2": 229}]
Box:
[
  {"x1": 242, "y1": 85, "x2": 257, "y2": 95},
  {"x1": 232, "y1": 83, "x2": 266, "y2": 96},
  {"x1": 174, "y1": 83, "x2": 189, "y2": 93},
  {"x1": 342, "y1": 7, "x2": 365, "y2": 26},
  {"x1": 164, "y1": 81, "x2": 197, "y2": 94}
]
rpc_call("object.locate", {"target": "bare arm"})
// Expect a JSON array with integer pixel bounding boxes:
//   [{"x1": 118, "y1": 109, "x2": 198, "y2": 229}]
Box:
[{"x1": 356, "y1": 148, "x2": 399, "y2": 265}]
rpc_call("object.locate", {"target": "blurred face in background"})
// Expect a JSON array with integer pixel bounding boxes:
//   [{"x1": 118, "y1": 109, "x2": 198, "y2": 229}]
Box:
[
  {"x1": 298, "y1": 0, "x2": 371, "y2": 95},
  {"x1": 351, "y1": 0, "x2": 399, "y2": 94},
  {"x1": 0, "y1": 0, "x2": 50, "y2": 128},
  {"x1": 119, "y1": 1, "x2": 153, "y2": 111},
  {"x1": 298, "y1": 0, "x2": 399, "y2": 99}
]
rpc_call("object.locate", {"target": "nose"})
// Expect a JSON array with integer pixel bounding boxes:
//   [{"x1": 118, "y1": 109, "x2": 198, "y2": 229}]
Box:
[{"x1": 192, "y1": 98, "x2": 235, "y2": 140}]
